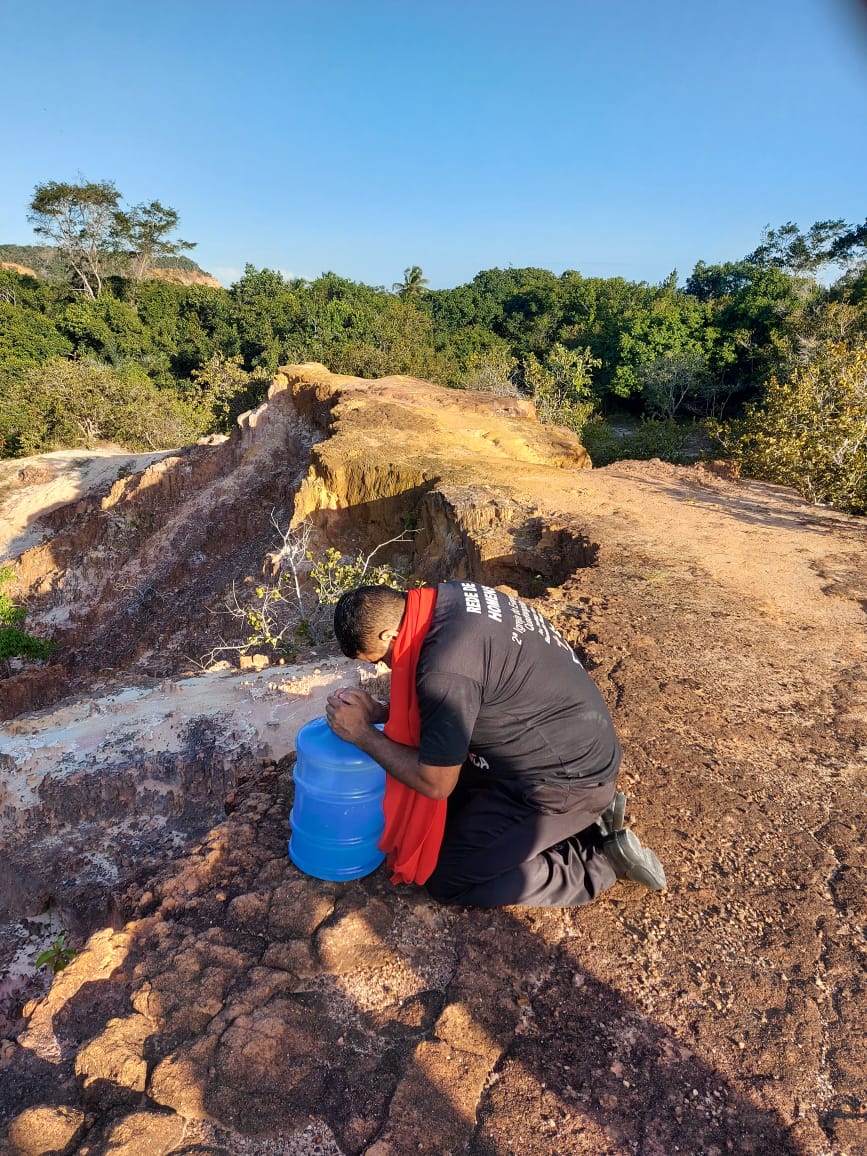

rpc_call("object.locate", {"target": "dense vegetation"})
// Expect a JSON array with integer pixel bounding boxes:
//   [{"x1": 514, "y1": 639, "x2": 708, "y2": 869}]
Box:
[{"x1": 1, "y1": 181, "x2": 865, "y2": 513}]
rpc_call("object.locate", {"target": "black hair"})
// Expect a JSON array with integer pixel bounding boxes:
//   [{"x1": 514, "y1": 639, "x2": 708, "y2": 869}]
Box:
[{"x1": 332, "y1": 585, "x2": 406, "y2": 657}]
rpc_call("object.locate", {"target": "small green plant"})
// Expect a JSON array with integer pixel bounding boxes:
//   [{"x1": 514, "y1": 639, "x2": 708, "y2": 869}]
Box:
[
  {"x1": 309, "y1": 546, "x2": 406, "y2": 606},
  {"x1": 203, "y1": 517, "x2": 415, "y2": 665},
  {"x1": 0, "y1": 564, "x2": 56, "y2": 670},
  {"x1": 128, "y1": 509, "x2": 154, "y2": 534},
  {"x1": 35, "y1": 932, "x2": 76, "y2": 975}
]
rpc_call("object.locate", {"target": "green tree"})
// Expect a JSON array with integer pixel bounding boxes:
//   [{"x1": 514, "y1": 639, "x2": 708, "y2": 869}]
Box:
[
  {"x1": 135, "y1": 280, "x2": 237, "y2": 380},
  {"x1": 685, "y1": 259, "x2": 815, "y2": 404},
  {"x1": 0, "y1": 265, "x2": 39, "y2": 305},
  {"x1": 323, "y1": 291, "x2": 446, "y2": 382},
  {"x1": 747, "y1": 219, "x2": 849, "y2": 275},
  {"x1": 420, "y1": 283, "x2": 481, "y2": 337},
  {"x1": 829, "y1": 219, "x2": 867, "y2": 304},
  {"x1": 28, "y1": 180, "x2": 122, "y2": 298},
  {"x1": 497, "y1": 270, "x2": 564, "y2": 358},
  {"x1": 0, "y1": 301, "x2": 73, "y2": 391},
  {"x1": 27, "y1": 181, "x2": 197, "y2": 300},
  {"x1": 61, "y1": 295, "x2": 154, "y2": 366},
  {"x1": 115, "y1": 199, "x2": 196, "y2": 283},
  {"x1": 227, "y1": 268, "x2": 449, "y2": 382},
  {"x1": 639, "y1": 349, "x2": 712, "y2": 418},
  {"x1": 830, "y1": 219, "x2": 867, "y2": 268},
  {"x1": 609, "y1": 282, "x2": 714, "y2": 403},
  {"x1": 229, "y1": 266, "x2": 306, "y2": 371}
]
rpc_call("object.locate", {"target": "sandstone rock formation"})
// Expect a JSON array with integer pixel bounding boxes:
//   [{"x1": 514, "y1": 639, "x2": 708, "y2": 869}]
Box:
[
  {"x1": 150, "y1": 266, "x2": 222, "y2": 289},
  {"x1": 0, "y1": 261, "x2": 220, "y2": 288},
  {"x1": 0, "y1": 364, "x2": 864, "y2": 1155},
  {"x1": 2, "y1": 364, "x2": 593, "y2": 719},
  {"x1": 0, "y1": 263, "x2": 40, "y2": 278}
]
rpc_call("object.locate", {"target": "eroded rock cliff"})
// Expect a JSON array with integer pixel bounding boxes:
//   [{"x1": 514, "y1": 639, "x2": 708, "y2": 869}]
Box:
[{"x1": 2, "y1": 363, "x2": 593, "y2": 718}]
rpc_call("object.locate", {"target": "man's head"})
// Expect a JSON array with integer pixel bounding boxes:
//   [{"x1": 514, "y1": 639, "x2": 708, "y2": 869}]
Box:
[{"x1": 333, "y1": 585, "x2": 407, "y2": 665}]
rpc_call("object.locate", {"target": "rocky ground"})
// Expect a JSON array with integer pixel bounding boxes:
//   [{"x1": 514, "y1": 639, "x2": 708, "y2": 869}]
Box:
[{"x1": 0, "y1": 366, "x2": 864, "y2": 1155}]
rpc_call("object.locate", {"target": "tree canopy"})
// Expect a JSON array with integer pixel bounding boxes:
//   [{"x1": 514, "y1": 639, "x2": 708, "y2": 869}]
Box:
[
  {"x1": 3, "y1": 195, "x2": 865, "y2": 514},
  {"x1": 28, "y1": 180, "x2": 122, "y2": 298},
  {"x1": 116, "y1": 199, "x2": 195, "y2": 283},
  {"x1": 27, "y1": 180, "x2": 193, "y2": 297}
]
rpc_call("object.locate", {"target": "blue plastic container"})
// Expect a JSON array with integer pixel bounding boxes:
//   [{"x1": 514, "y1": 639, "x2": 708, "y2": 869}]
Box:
[{"x1": 289, "y1": 716, "x2": 386, "y2": 881}]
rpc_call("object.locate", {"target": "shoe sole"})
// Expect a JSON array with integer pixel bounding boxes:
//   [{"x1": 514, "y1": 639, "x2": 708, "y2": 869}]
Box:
[{"x1": 598, "y1": 790, "x2": 627, "y2": 835}]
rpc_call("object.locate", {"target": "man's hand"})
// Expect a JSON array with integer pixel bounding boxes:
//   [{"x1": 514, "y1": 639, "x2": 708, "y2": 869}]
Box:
[
  {"x1": 324, "y1": 688, "x2": 461, "y2": 800},
  {"x1": 325, "y1": 688, "x2": 386, "y2": 744}
]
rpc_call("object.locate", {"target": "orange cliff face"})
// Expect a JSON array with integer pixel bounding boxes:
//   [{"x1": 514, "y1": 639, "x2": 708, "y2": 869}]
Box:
[
  {"x1": 150, "y1": 265, "x2": 222, "y2": 288},
  {"x1": 0, "y1": 261, "x2": 39, "y2": 277},
  {"x1": 0, "y1": 259, "x2": 221, "y2": 287}
]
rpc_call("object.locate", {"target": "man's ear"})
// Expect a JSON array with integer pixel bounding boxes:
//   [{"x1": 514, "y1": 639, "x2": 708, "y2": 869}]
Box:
[{"x1": 378, "y1": 627, "x2": 400, "y2": 644}]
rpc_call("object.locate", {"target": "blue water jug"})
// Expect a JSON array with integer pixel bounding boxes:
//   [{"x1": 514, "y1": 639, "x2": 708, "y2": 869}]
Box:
[{"x1": 289, "y1": 716, "x2": 387, "y2": 881}]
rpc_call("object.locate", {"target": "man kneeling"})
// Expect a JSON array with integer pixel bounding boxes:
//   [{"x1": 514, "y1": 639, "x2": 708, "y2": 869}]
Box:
[{"x1": 325, "y1": 581, "x2": 665, "y2": 907}]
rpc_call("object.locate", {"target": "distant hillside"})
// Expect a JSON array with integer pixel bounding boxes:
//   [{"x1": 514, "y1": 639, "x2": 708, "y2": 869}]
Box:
[
  {"x1": 0, "y1": 244, "x2": 65, "y2": 281},
  {"x1": 0, "y1": 244, "x2": 218, "y2": 285}
]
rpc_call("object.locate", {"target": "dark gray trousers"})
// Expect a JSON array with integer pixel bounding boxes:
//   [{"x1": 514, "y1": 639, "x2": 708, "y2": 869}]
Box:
[{"x1": 425, "y1": 766, "x2": 618, "y2": 908}]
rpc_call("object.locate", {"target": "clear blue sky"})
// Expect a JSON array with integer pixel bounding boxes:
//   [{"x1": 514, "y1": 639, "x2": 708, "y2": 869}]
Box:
[{"x1": 2, "y1": 0, "x2": 865, "y2": 289}]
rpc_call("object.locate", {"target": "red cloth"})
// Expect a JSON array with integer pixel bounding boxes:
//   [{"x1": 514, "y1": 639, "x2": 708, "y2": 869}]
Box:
[{"x1": 380, "y1": 586, "x2": 447, "y2": 885}]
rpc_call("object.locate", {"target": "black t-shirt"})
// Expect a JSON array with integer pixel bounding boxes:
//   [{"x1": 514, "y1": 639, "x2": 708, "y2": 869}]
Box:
[{"x1": 415, "y1": 581, "x2": 621, "y2": 785}]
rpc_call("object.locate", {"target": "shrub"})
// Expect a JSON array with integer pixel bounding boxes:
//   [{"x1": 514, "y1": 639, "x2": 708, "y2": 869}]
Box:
[
  {"x1": 461, "y1": 346, "x2": 519, "y2": 395},
  {"x1": 189, "y1": 352, "x2": 271, "y2": 431},
  {"x1": 204, "y1": 518, "x2": 415, "y2": 665},
  {"x1": 580, "y1": 420, "x2": 622, "y2": 466},
  {"x1": 711, "y1": 340, "x2": 866, "y2": 515},
  {"x1": 524, "y1": 344, "x2": 600, "y2": 433},
  {"x1": 0, "y1": 357, "x2": 209, "y2": 456},
  {"x1": 621, "y1": 417, "x2": 697, "y2": 464}
]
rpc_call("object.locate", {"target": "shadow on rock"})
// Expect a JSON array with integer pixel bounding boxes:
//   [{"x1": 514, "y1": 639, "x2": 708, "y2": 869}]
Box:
[{"x1": 0, "y1": 756, "x2": 822, "y2": 1156}]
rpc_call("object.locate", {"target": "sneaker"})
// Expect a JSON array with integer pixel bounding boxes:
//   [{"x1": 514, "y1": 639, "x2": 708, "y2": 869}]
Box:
[
  {"x1": 601, "y1": 828, "x2": 667, "y2": 890},
  {"x1": 597, "y1": 790, "x2": 627, "y2": 835}
]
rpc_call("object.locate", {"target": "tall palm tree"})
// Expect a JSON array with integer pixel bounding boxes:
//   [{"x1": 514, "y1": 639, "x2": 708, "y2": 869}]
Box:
[{"x1": 393, "y1": 265, "x2": 429, "y2": 298}]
